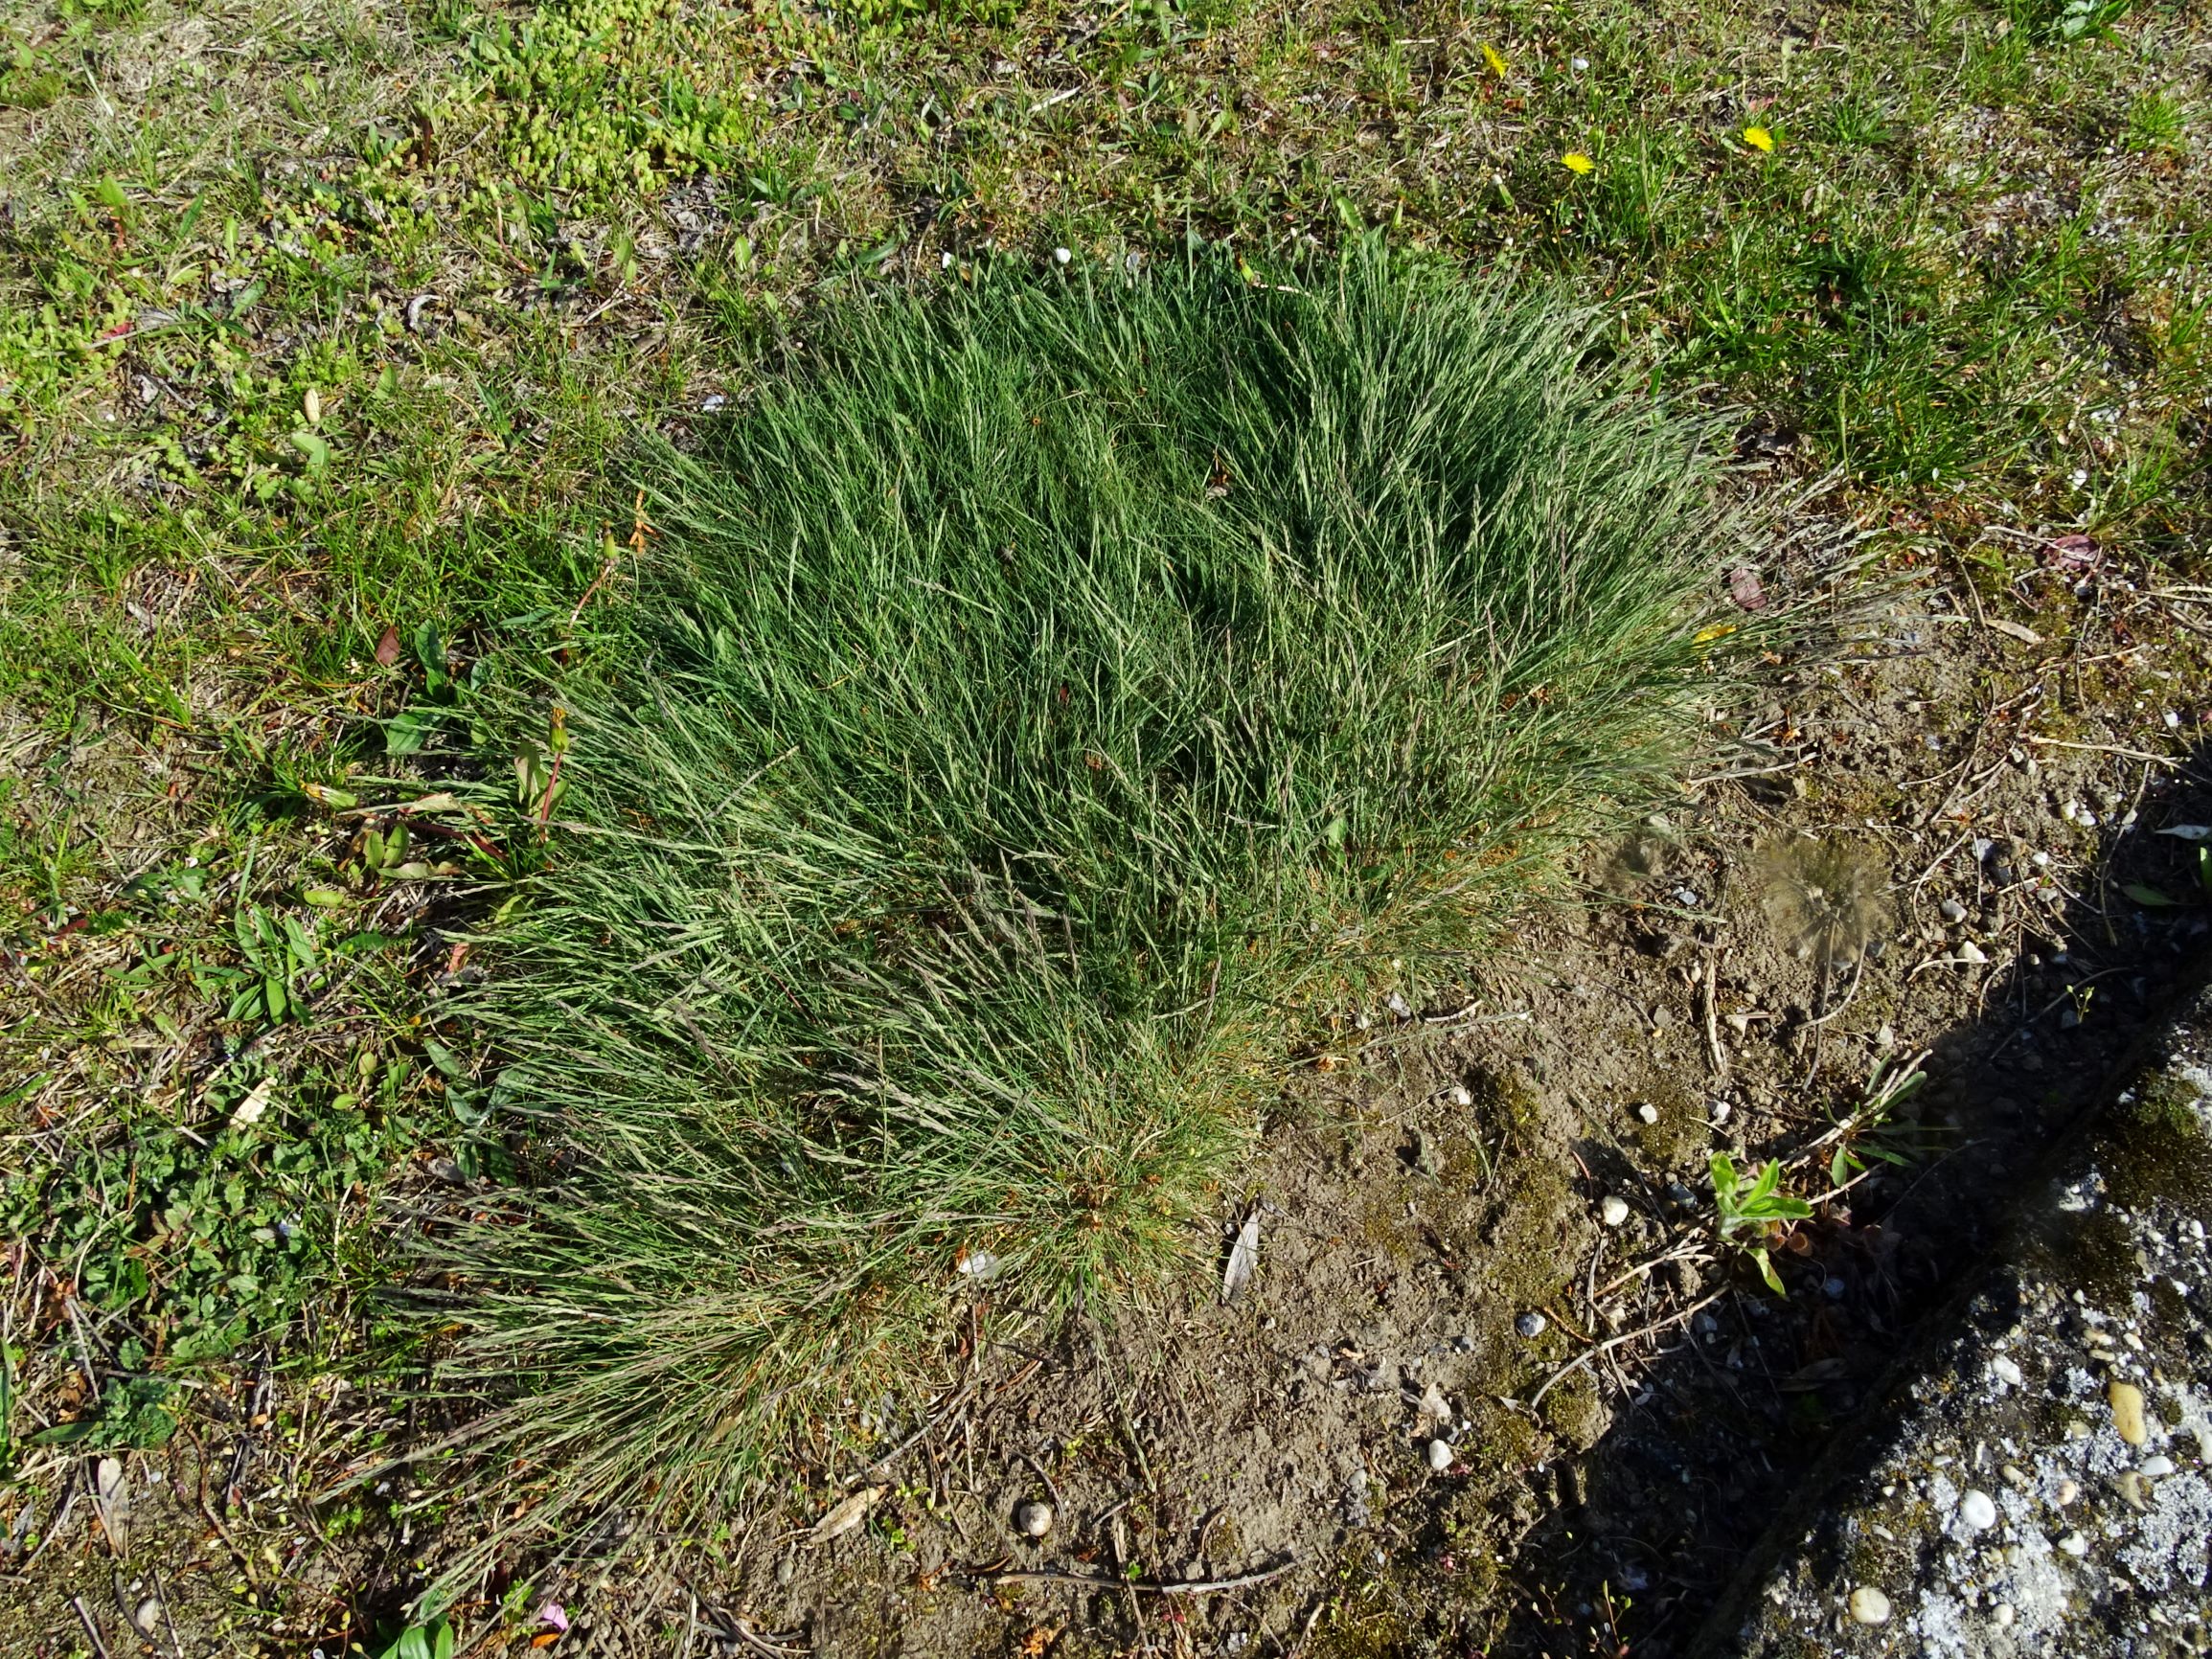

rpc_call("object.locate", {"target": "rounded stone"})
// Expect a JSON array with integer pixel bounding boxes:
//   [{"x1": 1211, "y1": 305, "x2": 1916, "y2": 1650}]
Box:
[
  {"x1": 1848, "y1": 1586, "x2": 1892, "y2": 1626},
  {"x1": 2110, "y1": 1380, "x2": 2149, "y2": 1446},
  {"x1": 1516, "y1": 1311, "x2": 1547, "y2": 1339},
  {"x1": 1426, "y1": 1439, "x2": 1452, "y2": 1473},
  {"x1": 1993, "y1": 1602, "x2": 2016, "y2": 1629},
  {"x1": 1635, "y1": 1102, "x2": 1660, "y2": 1125},
  {"x1": 1015, "y1": 1500, "x2": 1053, "y2": 1538},
  {"x1": 2143, "y1": 1455, "x2": 2178, "y2": 1479},
  {"x1": 1959, "y1": 1489, "x2": 1997, "y2": 1532},
  {"x1": 1992, "y1": 1355, "x2": 2023, "y2": 1387},
  {"x1": 1600, "y1": 1196, "x2": 1630, "y2": 1228}
]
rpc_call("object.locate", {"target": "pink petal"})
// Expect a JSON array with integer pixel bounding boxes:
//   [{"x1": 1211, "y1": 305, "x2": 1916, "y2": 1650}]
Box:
[
  {"x1": 1727, "y1": 566, "x2": 1768, "y2": 611},
  {"x1": 537, "y1": 1602, "x2": 570, "y2": 1634}
]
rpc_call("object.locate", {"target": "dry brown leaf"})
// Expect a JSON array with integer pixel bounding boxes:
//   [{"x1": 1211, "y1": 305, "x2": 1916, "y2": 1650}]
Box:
[{"x1": 810, "y1": 1485, "x2": 883, "y2": 1542}]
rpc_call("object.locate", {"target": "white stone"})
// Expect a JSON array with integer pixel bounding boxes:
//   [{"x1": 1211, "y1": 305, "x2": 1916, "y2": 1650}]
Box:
[
  {"x1": 1959, "y1": 1489, "x2": 1997, "y2": 1532},
  {"x1": 1992, "y1": 1356, "x2": 2023, "y2": 1387},
  {"x1": 1601, "y1": 1196, "x2": 1630, "y2": 1227},
  {"x1": 1426, "y1": 1439, "x2": 1452, "y2": 1472},
  {"x1": 1015, "y1": 1500, "x2": 1053, "y2": 1537},
  {"x1": 1635, "y1": 1102, "x2": 1659, "y2": 1125},
  {"x1": 2142, "y1": 1455, "x2": 2177, "y2": 1478},
  {"x1": 2059, "y1": 1531, "x2": 2089, "y2": 1557},
  {"x1": 1994, "y1": 1602, "x2": 2016, "y2": 1628},
  {"x1": 1848, "y1": 1586, "x2": 1892, "y2": 1625}
]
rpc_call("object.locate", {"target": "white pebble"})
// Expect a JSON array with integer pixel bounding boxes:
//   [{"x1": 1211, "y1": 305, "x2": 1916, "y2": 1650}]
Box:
[
  {"x1": 1426, "y1": 1439, "x2": 1452, "y2": 1472},
  {"x1": 1940, "y1": 898, "x2": 1968, "y2": 922},
  {"x1": 1052, "y1": 246, "x2": 1072, "y2": 265},
  {"x1": 1959, "y1": 1489, "x2": 1997, "y2": 1532},
  {"x1": 1848, "y1": 1586, "x2": 1892, "y2": 1625},
  {"x1": 2143, "y1": 1455, "x2": 2177, "y2": 1479},
  {"x1": 1449, "y1": 1085, "x2": 1473, "y2": 1107},
  {"x1": 1635, "y1": 1102, "x2": 1659, "y2": 1125},
  {"x1": 1601, "y1": 1196, "x2": 1630, "y2": 1227},
  {"x1": 1994, "y1": 1602, "x2": 2016, "y2": 1628},
  {"x1": 1015, "y1": 1500, "x2": 1054, "y2": 1537},
  {"x1": 1956, "y1": 941, "x2": 1989, "y2": 965},
  {"x1": 1516, "y1": 1311, "x2": 1547, "y2": 1339},
  {"x1": 1992, "y1": 1356, "x2": 2023, "y2": 1387},
  {"x1": 2059, "y1": 1531, "x2": 2089, "y2": 1557}
]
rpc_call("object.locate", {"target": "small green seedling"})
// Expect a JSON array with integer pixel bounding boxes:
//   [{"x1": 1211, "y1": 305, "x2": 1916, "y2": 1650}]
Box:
[{"x1": 1710, "y1": 1151, "x2": 1813, "y2": 1294}]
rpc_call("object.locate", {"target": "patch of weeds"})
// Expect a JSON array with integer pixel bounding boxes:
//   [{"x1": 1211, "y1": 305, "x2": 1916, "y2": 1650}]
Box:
[
  {"x1": 3, "y1": 1084, "x2": 408, "y2": 1388},
  {"x1": 420, "y1": 245, "x2": 1749, "y2": 1579},
  {"x1": 464, "y1": 0, "x2": 755, "y2": 202},
  {"x1": 2125, "y1": 90, "x2": 2187, "y2": 154}
]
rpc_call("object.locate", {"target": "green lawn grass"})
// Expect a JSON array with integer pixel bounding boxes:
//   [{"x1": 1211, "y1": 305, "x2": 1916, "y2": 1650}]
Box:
[{"x1": 0, "y1": 0, "x2": 2203, "y2": 1592}]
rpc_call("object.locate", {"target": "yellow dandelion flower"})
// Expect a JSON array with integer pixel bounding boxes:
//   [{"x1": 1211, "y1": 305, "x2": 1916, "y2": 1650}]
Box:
[
  {"x1": 1561, "y1": 151, "x2": 1595, "y2": 174},
  {"x1": 1743, "y1": 125, "x2": 1775, "y2": 152},
  {"x1": 1482, "y1": 42, "x2": 1509, "y2": 77}
]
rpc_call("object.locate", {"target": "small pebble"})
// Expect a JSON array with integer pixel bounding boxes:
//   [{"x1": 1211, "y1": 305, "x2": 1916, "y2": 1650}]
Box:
[
  {"x1": 1956, "y1": 941, "x2": 1989, "y2": 965},
  {"x1": 1052, "y1": 246, "x2": 1072, "y2": 265},
  {"x1": 2143, "y1": 1455, "x2": 2177, "y2": 1478},
  {"x1": 1940, "y1": 898, "x2": 1968, "y2": 922},
  {"x1": 2056, "y1": 1479, "x2": 2080, "y2": 1506},
  {"x1": 1959, "y1": 1489, "x2": 1997, "y2": 1532},
  {"x1": 1992, "y1": 1356, "x2": 2023, "y2": 1387},
  {"x1": 2111, "y1": 1379, "x2": 2149, "y2": 1446},
  {"x1": 132, "y1": 1600, "x2": 161, "y2": 1637},
  {"x1": 1449, "y1": 1085, "x2": 1473, "y2": 1107},
  {"x1": 1994, "y1": 1602, "x2": 2016, "y2": 1628},
  {"x1": 2058, "y1": 1531, "x2": 2089, "y2": 1557},
  {"x1": 1848, "y1": 1586, "x2": 1892, "y2": 1626},
  {"x1": 1635, "y1": 1102, "x2": 1659, "y2": 1125},
  {"x1": 1516, "y1": 1311, "x2": 1547, "y2": 1339},
  {"x1": 1015, "y1": 1500, "x2": 1054, "y2": 1538},
  {"x1": 1601, "y1": 1196, "x2": 1630, "y2": 1228},
  {"x1": 1426, "y1": 1439, "x2": 1452, "y2": 1473}
]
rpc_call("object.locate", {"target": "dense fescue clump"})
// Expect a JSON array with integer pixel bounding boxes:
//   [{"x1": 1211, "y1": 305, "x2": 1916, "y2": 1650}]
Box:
[{"x1": 432, "y1": 248, "x2": 1744, "y2": 1550}]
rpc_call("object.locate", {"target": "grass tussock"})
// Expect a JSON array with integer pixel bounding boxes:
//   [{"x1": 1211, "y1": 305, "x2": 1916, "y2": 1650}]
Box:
[{"x1": 428, "y1": 247, "x2": 1747, "y2": 1557}]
